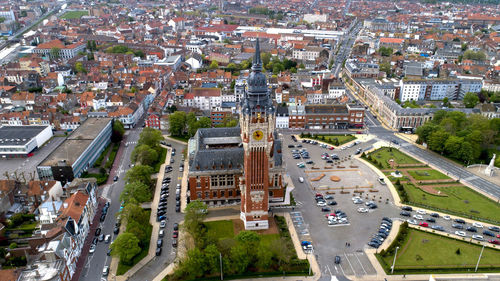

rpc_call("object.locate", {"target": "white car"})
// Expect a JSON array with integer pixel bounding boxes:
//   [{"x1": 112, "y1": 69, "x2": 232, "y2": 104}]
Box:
[
  {"x1": 407, "y1": 219, "x2": 418, "y2": 225},
  {"x1": 353, "y1": 199, "x2": 363, "y2": 204},
  {"x1": 357, "y1": 207, "x2": 368, "y2": 213},
  {"x1": 455, "y1": 231, "x2": 466, "y2": 237},
  {"x1": 317, "y1": 201, "x2": 327, "y2": 207},
  {"x1": 416, "y1": 209, "x2": 426, "y2": 215},
  {"x1": 472, "y1": 235, "x2": 484, "y2": 241},
  {"x1": 443, "y1": 215, "x2": 451, "y2": 220},
  {"x1": 351, "y1": 196, "x2": 361, "y2": 201},
  {"x1": 298, "y1": 177, "x2": 304, "y2": 183},
  {"x1": 472, "y1": 222, "x2": 483, "y2": 228},
  {"x1": 89, "y1": 244, "x2": 96, "y2": 254},
  {"x1": 413, "y1": 214, "x2": 424, "y2": 220}
]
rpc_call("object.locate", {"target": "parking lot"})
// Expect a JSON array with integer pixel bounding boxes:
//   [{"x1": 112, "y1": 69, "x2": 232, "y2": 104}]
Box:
[
  {"x1": 0, "y1": 136, "x2": 65, "y2": 180},
  {"x1": 283, "y1": 133, "x2": 401, "y2": 278}
]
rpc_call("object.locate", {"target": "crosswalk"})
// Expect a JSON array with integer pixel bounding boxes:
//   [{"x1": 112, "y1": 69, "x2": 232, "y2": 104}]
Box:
[{"x1": 125, "y1": 141, "x2": 138, "y2": 146}]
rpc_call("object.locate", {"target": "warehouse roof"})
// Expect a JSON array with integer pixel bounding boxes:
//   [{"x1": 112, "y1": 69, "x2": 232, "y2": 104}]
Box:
[{"x1": 0, "y1": 125, "x2": 49, "y2": 146}]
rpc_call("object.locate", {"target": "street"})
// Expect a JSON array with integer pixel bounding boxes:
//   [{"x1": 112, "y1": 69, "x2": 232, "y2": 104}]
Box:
[{"x1": 78, "y1": 125, "x2": 144, "y2": 281}]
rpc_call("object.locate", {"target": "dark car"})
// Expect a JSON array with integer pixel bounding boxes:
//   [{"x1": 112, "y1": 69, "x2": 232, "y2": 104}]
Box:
[
  {"x1": 157, "y1": 239, "x2": 163, "y2": 248},
  {"x1": 173, "y1": 223, "x2": 179, "y2": 231},
  {"x1": 454, "y1": 218, "x2": 466, "y2": 224},
  {"x1": 155, "y1": 247, "x2": 162, "y2": 256},
  {"x1": 172, "y1": 239, "x2": 178, "y2": 247},
  {"x1": 368, "y1": 242, "x2": 380, "y2": 248},
  {"x1": 367, "y1": 203, "x2": 377, "y2": 209},
  {"x1": 100, "y1": 214, "x2": 106, "y2": 222},
  {"x1": 95, "y1": 227, "x2": 101, "y2": 236},
  {"x1": 431, "y1": 225, "x2": 445, "y2": 231},
  {"x1": 113, "y1": 226, "x2": 120, "y2": 235},
  {"x1": 483, "y1": 230, "x2": 495, "y2": 237},
  {"x1": 107, "y1": 248, "x2": 112, "y2": 256},
  {"x1": 157, "y1": 215, "x2": 166, "y2": 222},
  {"x1": 430, "y1": 213, "x2": 440, "y2": 218},
  {"x1": 488, "y1": 226, "x2": 500, "y2": 232},
  {"x1": 466, "y1": 226, "x2": 478, "y2": 232},
  {"x1": 382, "y1": 217, "x2": 393, "y2": 223},
  {"x1": 113, "y1": 176, "x2": 119, "y2": 181},
  {"x1": 452, "y1": 224, "x2": 464, "y2": 229},
  {"x1": 334, "y1": 256, "x2": 341, "y2": 264},
  {"x1": 92, "y1": 237, "x2": 98, "y2": 245},
  {"x1": 176, "y1": 206, "x2": 180, "y2": 212},
  {"x1": 401, "y1": 206, "x2": 412, "y2": 211},
  {"x1": 328, "y1": 201, "x2": 337, "y2": 206},
  {"x1": 288, "y1": 144, "x2": 295, "y2": 148},
  {"x1": 98, "y1": 234, "x2": 104, "y2": 242},
  {"x1": 321, "y1": 207, "x2": 331, "y2": 212},
  {"x1": 426, "y1": 218, "x2": 436, "y2": 223}
]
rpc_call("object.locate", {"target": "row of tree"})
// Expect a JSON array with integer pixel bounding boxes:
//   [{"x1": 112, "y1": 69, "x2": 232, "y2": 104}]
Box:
[
  {"x1": 110, "y1": 128, "x2": 164, "y2": 265},
  {"x1": 110, "y1": 201, "x2": 151, "y2": 265},
  {"x1": 416, "y1": 110, "x2": 500, "y2": 166}
]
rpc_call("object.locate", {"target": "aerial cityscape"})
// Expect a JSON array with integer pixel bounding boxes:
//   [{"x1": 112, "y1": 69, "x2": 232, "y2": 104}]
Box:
[{"x1": 0, "y1": 0, "x2": 498, "y2": 280}]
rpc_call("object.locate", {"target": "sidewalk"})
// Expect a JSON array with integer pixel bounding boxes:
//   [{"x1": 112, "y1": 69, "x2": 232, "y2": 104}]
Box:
[{"x1": 71, "y1": 197, "x2": 106, "y2": 281}]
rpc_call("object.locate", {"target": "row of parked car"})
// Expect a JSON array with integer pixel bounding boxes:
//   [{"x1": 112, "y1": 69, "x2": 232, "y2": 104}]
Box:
[
  {"x1": 400, "y1": 206, "x2": 500, "y2": 243},
  {"x1": 367, "y1": 217, "x2": 393, "y2": 248}
]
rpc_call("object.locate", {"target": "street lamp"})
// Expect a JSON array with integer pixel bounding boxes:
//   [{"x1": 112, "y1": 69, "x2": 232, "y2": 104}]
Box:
[
  {"x1": 391, "y1": 246, "x2": 399, "y2": 274},
  {"x1": 475, "y1": 245, "x2": 485, "y2": 272}
]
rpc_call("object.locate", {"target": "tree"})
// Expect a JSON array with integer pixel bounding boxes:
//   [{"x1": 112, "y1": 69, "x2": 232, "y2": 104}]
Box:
[
  {"x1": 138, "y1": 127, "x2": 163, "y2": 148},
  {"x1": 378, "y1": 46, "x2": 393, "y2": 57},
  {"x1": 379, "y1": 62, "x2": 391, "y2": 77},
  {"x1": 125, "y1": 165, "x2": 154, "y2": 185},
  {"x1": 121, "y1": 201, "x2": 150, "y2": 225},
  {"x1": 458, "y1": 141, "x2": 474, "y2": 164},
  {"x1": 112, "y1": 120, "x2": 125, "y2": 143},
  {"x1": 183, "y1": 248, "x2": 207, "y2": 279},
  {"x1": 226, "y1": 63, "x2": 238, "y2": 72},
  {"x1": 230, "y1": 245, "x2": 250, "y2": 274},
  {"x1": 427, "y1": 130, "x2": 450, "y2": 153},
  {"x1": 121, "y1": 181, "x2": 152, "y2": 203},
  {"x1": 236, "y1": 231, "x2": 261, "y2": 256},
  {"x1": 209, "y1": 60, "x2": 219, "y2": 69},
  {"x1": 126, "y1": 220, "x2": 148, "y2": 242},
  {"x1": 110, "y1": 233, "x2": 141, "y2": 264},
  {"x1": 444, "y1": 135, "x2": 463, "y2": 159},
  {"x1": 50, "y1": 47, "x2": 60, "y2": 59},
  {"x1": 131, "y1": 144, "x2": 158, "y2": 166},
  {"x1": 463, "y1": 92, "x2": 479, "y2": 108},
  {"x1": 298, "y1": 63, "x2": 305, "y2": 69},
  {"x1": 204, "y1": 244, "x2": 220, "y2": 275},
  {"x1": 169, "y1": 111, "x2": 187, "y2": 136},
  {"x1": 256, "y1": 242, "x2": 273, "y2": 269},
  {"x1": 463, "y1": 50, "x2": 486, "y2": 61},
  {"x1": 74, "y1": 62, "x2": 86, "y2": 73},
  {"x1": 271, "y1": 237, "x2": 292, "y2": 268},
  {"x1": 183, "y1": 201, "x2": 208, "y2": 246}
]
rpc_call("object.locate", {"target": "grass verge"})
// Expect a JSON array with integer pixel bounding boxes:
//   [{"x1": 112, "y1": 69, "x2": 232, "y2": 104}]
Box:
[
  {"x1": 117, "y1": 211, "x2": 152, "y2": 275},
  {"x1": 377, "y1": 228, "x2": 500, "y2": 274}
]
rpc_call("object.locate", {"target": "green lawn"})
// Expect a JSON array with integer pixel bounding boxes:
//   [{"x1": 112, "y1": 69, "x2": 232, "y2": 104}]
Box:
[
  {"x1": 169, "y1": 135, "x2": 189, "y2": 143},
  {"x1": 61, "y1": 10, "x2": 88, "y2": 19},
  {"x1": 310, "y1": 134, "x2": 356, "y2": 146},
  {"x1": 407, "y1": 169, "x2": 451, "y2": 181},
  {"x1": 206, "y1": 220, "x2": 234, "y2": 240},
  {"x1": 402, "y1": 183, "x2": 500, "y2": 223},
  {"x1": 367, "y1": 147, "x2": 422, "y2": 169},
  {"x1": 378, "y1": 229, "x2": 500, "y2": 274}
]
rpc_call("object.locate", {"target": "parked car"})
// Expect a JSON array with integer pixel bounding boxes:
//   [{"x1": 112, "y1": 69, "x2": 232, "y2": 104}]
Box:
[
  {"x1": 426, "y1": 217, "x2": 436, "y2": 223},
  {"x1": 113, "y1": 176, "x2": 119, "y2": 181},
  {"x1": 400, "y1": 211, "x2": 411, "y2": 217},
  {"x1": 483, "y1": 230, "x2": 495, "y2": 237},
  {"x1": 114, "y1": 226, "x2": 119, "y2": 235},
  {"x1": 172, "y1": 239, "x2": 178, "y2": 247},
  {"x1": 105, "y1": 235, "x2": 111, "y2": 244},
  {"x1": 473, "y1": 222, "x2": 484, "y2": 228},
  {"x1": 454, "y1": 218, "x2": 466, "y2": 224},
  {"x1": 157, "y1": 239, "x2": 163, "y2": 248},
  {"x1": 401, "y1": 206, "x2": 412, "y2": 211},
  {"x1": 452, "y1": 224, "x2": 464, "y2": 229},
  {"x1": 173, "y1": 223, "x2": 179, "y2": 231},
  {"x1": 102, "y1": 266, "x2": 109, "y2": 276},
  {"x1": 334, "y1": 256, "x2": 341, "y2": 264},
  {"x1": 95, "y1": 227, "x2": 101, "y2": 236},
  {"x1": 488, "y1": 226, "x2": 500, "y2": 232},
  {"x1": 89, "y1": 244, "x2": 96, "y2": 254},
  {"x1": 472, "y1": 235, "x2": 484, "y2": 241},
  {"x1": 419, "y1": 222, "x2": 429, "y2": 227},
  {"x1": 156, "y1": 247, "x2": 162, "y2": 256},
  {"x1": 455, "y1": 231, "x2": 466, "y2": 237},
  {"x1": 431, "y1": 225, "x2": 445, "y2": 231},
  {"x1": 160, "y1": 220, "x2": 166, "y2": 228},
  {"x1": 430, "y1": 213, "x2": 440, "y2": 218},
  {"x1": 466, "y1": 226, "x2": 478, "y2": 232}
]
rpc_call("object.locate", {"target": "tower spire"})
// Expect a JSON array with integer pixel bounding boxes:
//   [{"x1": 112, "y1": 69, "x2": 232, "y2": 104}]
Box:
[{"x1": 252, "y1": 38, "x2": 262, "y2": 71}]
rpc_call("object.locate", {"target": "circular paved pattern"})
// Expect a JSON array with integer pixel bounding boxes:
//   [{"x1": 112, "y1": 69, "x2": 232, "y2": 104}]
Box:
[{"x1": 330, "y1": 175, "x2": 341, "y2": 182}]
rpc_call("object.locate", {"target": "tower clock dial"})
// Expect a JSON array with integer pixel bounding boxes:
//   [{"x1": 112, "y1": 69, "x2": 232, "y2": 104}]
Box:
[{"x1": 252, "y1": 130, "x2": 264, "y2": 141}]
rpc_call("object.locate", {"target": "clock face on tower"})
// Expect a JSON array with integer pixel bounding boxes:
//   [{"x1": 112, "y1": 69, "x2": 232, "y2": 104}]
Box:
[{"x1": 252, "y1": 130, "x2": 264, "y2": 141}]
